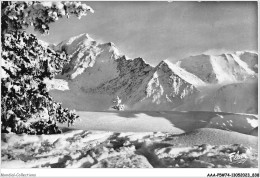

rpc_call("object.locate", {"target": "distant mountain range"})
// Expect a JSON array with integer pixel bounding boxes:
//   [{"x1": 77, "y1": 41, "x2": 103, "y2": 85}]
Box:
[{"x1": 47, "y1": 33, "x2": 258, "y2": 114}]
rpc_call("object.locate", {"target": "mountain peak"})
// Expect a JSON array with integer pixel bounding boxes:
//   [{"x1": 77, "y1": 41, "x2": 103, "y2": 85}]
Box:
[
  {"x1": 65, "y1": 33, "x2": 94, "y2": 45},
  {"x1": 201, "y1": 50, "x2": 257, "y2": 58},
  {"x1": 156, "y1": 59, "x2": 173, "y2": 70},
  {"x1": 155, "y1": 59, "x2": 206, "y2": 87},
  {"x1": 177, "y1": 51, "x2": 258, "y2": 84},
  {"x1": 157, "y1": 59, "x2": 186, "y2": 73},
  {"x1": 76, "y1": 33, "x2": 92, "y2": 40}
]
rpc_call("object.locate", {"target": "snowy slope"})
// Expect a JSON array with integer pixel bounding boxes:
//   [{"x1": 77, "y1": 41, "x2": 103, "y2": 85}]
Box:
[
  {"x1": 127, "y1": 60, "x2": 199, "y2": 110},
  {"x1": 84, "y1": 56, "x2": 153, "y2": 103},
  {"x1": 49, "y1": 55, "x2": 154, "y2": 111},
  {"x1": 57, "y1": 111, "x2": 258, "y2": 135},
  {"x1": 2, "y1": 127, "x2": 258, "y2": 168},
  {"x1": 174, "y1": 82, "x2": 258, "y2": 114},
  {"x1": 54, "y1": 33, "x2": 121, "y2": 90},
  {"x1": 163, "y1": 60, "x2": 206, "y2": 87},
  {"x1": 238, "y1": 51, "x2": 258, "y2": 73},
  {"x1": 177, "y1": 52, "x2": 257, "y2": 84},
  {"x1": 48, "y1": 34, "x2": 127, "y2": 110},
  {"x1": 213, "y1": 82, "x2": 258, "y2": 113},
  {"x1": 83, "y1": 59, "x2": 200, "y2": 110},
  {"x1": 249, "y1": 127, "x2": 258, "y2": 136}
]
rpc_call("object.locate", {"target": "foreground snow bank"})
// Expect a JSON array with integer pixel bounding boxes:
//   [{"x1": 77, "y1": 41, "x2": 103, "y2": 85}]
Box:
[{"x1": 1, "y1": 128, "x2": 258, "y2": 168}]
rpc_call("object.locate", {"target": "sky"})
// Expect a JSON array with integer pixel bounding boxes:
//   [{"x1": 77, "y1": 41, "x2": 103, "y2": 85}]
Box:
[{"x1": 28, "y1": 1, "x2": 258, "y2": 66}]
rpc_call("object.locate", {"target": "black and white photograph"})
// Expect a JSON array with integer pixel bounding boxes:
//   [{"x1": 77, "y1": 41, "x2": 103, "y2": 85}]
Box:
[{"x1": 1, "y1": 0, "x2": 259, "y2": 177}]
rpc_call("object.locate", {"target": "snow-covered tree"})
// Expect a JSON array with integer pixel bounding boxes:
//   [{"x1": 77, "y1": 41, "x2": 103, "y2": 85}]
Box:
[
  {"x1": 111, "y1": 96, "x2": 124, "y2": 111},
  {"x1": 113, "y1": 96, "x2": 122, "y2": 106},
  {"x1": 1, "y1": 1, "x2": 94, "y2": 134}
]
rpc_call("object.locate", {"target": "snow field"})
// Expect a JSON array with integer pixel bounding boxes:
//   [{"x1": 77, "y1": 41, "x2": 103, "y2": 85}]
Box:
[
  {"x1": 57, "y1": 111, "x2": 258, "y2": 136},
  {"x1": 1, "y1": 128, "x2": 258, "y2": 168}
]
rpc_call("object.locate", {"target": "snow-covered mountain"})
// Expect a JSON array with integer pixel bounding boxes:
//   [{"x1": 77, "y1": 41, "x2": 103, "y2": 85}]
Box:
[
  {"x1": 53, "y1": 33, "x2": 121, "y2": 90},
  {"x1": 174, "y1": 82, "x2": 258, "y2": 114},
  {"x1": 49, "y1": 33, "x2": 201, "y2": 110},
  {"x1": 126, "y1": 60, "x2": 199, "y2": 110},
  {"x1": 48, "y1": 33, "x2": 258, "y2": 113},
  {"x1": 176, "y1": 52, "x2": 257, "y2": 84},
  {"x1": 84, "y1": 58, "x2": 200, "y2": 110}
]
